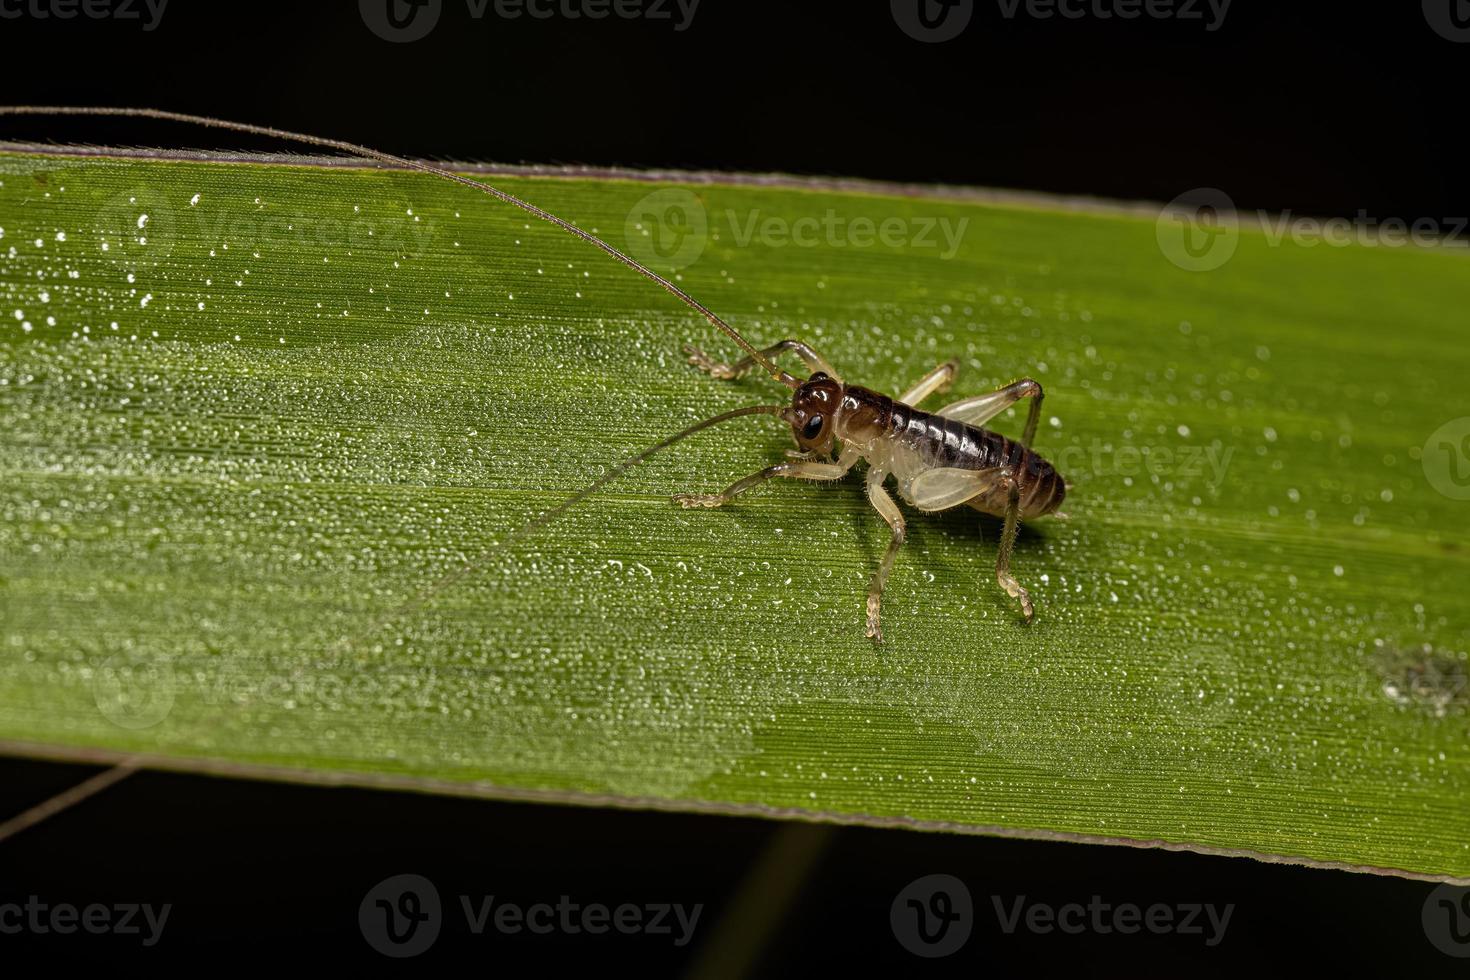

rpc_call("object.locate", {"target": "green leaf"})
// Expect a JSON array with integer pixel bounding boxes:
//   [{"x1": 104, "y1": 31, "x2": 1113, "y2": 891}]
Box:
[{"x1": 0, "y1": 148, "x2": 1466, "y2": 881}]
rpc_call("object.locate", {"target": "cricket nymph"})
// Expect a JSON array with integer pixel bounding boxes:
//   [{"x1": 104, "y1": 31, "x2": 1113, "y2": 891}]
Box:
[
  {"x1": 787, "y1": 373, "x2": 1066, "y2": 521},
  {"x1": 679, "y1": 340, "x2": 1069, "y2": 640}
]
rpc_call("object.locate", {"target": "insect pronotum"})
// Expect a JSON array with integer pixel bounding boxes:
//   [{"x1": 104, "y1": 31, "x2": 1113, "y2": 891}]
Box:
[{"x1": 0, "y1": 106, "x2": 1069, "y2": 642}]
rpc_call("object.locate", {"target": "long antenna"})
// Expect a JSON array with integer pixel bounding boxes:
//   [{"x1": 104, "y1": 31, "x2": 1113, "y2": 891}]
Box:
[{"x1": 0, "y1": 104, "x2": 800, "y2": 387}]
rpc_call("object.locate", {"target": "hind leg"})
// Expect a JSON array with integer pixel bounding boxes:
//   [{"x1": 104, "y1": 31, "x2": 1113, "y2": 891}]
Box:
[
  {"x1": 937, "y1": 377, "x2": 1045, "y2": 451},
  {"x1": 994, "y1": 476, "x2": 1035, "y2": 623}
]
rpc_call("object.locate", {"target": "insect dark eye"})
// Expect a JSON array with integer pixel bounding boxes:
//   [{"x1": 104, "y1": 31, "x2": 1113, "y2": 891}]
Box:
[{"x1": 802, "y1": 415, "x2": 824, "y2": 440}]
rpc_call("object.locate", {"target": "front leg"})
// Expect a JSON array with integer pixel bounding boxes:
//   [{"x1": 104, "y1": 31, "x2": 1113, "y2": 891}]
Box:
[
  {"x1": 685, "y1": 338, "x2": 841, "y2": 382},
  {"x1": 672, "y1": 456, "x2": 853, "y2": 508}
]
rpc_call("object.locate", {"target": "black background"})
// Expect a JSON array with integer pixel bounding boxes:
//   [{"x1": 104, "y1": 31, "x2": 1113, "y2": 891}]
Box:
[
  {"x1": 1, "y1": 758, "x2": 1464, "y2": 972},
  {"x1": 1, "y1": 0, "x2": 1468, "y2": 972},
  {"x1": 0, "y1": 1, "x2": 1466, "y2": 219}
]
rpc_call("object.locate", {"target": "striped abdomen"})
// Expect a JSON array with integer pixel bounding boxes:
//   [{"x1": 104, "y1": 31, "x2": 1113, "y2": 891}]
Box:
[{"x1": 836, "y1": 385, "x2": 1066, "y2": 519}]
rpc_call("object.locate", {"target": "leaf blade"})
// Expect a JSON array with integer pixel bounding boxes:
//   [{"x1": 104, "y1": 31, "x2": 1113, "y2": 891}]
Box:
[{"x1": 0, "y1": 149, "x2": 1466, "y2": 879}]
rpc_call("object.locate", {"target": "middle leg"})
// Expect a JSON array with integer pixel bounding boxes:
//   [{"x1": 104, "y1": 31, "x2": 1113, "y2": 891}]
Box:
[
  {"x1": 898, "y1": 359, "x2": 959, "y2": 407},
  {"x1": 864, "y1": 468, "x2": 907, "y2": 643}
]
